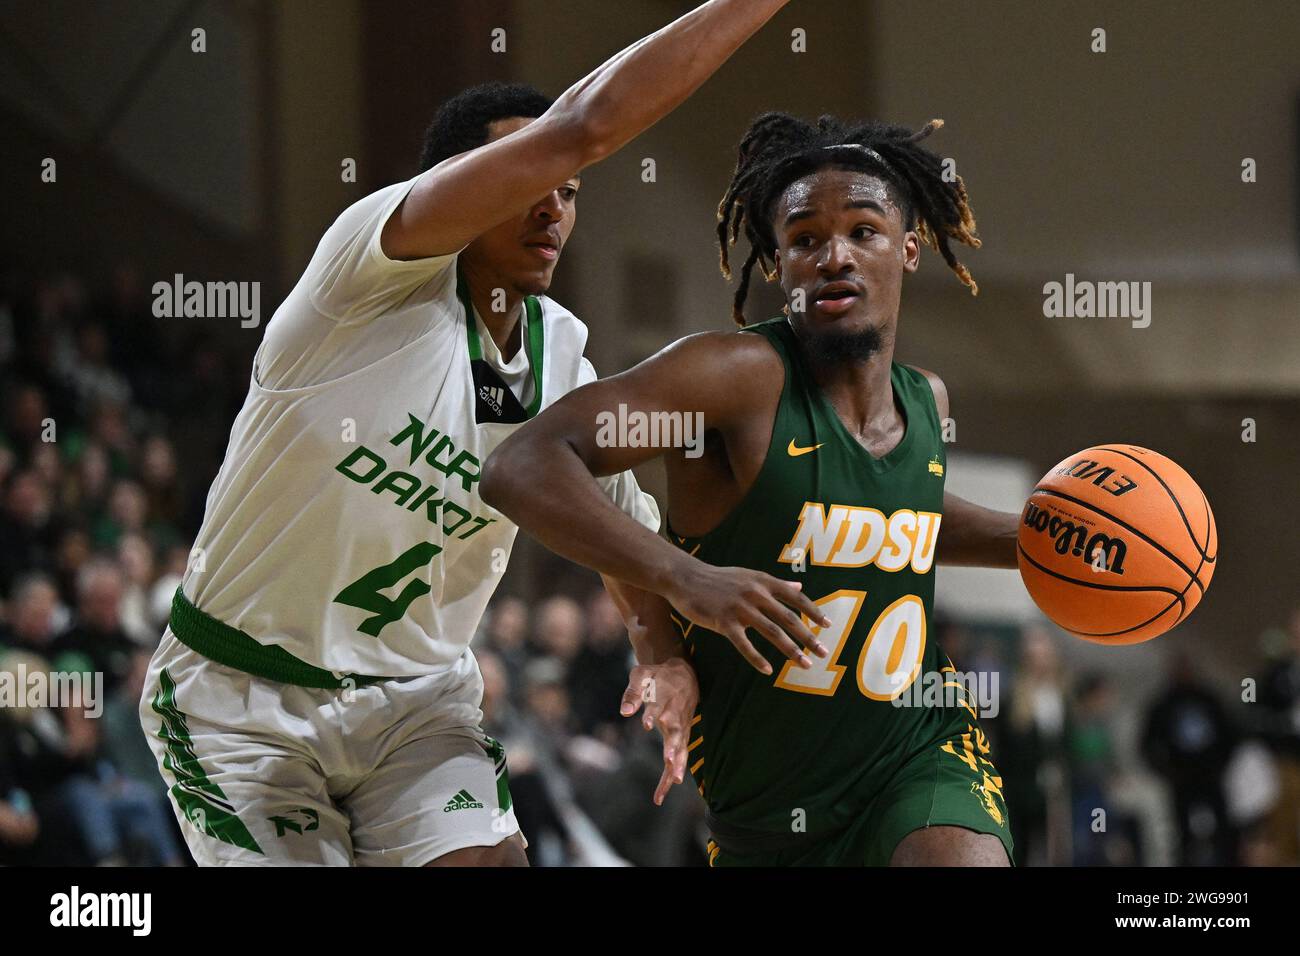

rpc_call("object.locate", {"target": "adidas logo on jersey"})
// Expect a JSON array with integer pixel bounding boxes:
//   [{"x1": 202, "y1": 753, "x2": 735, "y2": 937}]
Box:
[
  {"x1": 443, "y1": 789, "x2": 485, "y2": 812},
  {"x1": 479, "y1": 385, "x2": 506, "y2": 416}
]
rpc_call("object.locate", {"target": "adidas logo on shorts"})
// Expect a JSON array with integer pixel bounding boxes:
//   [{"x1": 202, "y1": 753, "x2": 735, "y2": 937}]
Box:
[{"x1": 443, "y1": 789, "x2": 485, "y2": 812}]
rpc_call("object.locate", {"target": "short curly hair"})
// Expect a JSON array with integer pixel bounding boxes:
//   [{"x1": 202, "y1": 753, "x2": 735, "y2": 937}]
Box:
[{"x1": 418, "y1": 82, "x2": 554, "y2": 172}]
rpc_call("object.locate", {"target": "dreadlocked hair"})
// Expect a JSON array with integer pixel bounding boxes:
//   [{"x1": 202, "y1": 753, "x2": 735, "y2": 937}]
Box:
[{"x1": 716, "y1": 112, "x2": 981, "y2": 326}]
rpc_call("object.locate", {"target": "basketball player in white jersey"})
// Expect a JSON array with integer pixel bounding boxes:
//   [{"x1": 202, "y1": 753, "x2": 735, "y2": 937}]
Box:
[{"x1": 136, "y1": 1, "x2": 833, "y2": 867}]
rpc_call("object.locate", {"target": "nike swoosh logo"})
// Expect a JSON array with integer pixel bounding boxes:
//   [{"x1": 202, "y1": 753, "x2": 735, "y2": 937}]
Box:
[{"x1": 787, "y1": 439, "x2": 824, "y2": 457}]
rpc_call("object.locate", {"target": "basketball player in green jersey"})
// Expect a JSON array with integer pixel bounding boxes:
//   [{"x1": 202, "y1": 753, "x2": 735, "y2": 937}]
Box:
[{"x1": 483, "y1": 113, "x2": 1025, "y2": 865}]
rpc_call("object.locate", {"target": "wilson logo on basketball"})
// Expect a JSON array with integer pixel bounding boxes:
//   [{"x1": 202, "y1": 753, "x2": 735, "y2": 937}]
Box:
[
  {"x1": 1053, "y1": 458, "x2": 1139, "y2": 497},
  {"x1": 1022, "y1": 502, "x2": 1128, "y2": 575},
  {"x1": 1018, "y1": 444, "x2": 1217, "y2": 645}
]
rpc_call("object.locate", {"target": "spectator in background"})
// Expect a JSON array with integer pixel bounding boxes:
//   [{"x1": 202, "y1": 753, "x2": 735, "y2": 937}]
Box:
[
  {"x1": 102, "y1": 651, "x2": 163, "y2": 788},
  {"x1": 1141, "y1": 652, "x2": 1239, "y2": 865},
  {"x1": 0, "y1": 751, "x2": 41, "y2": 866},
  {"x1": 570, "y1": 589, "x2": 635, "y2": 742},
  {"x1": 52, "y1": 559, "x2": 136, "y2": 696},
  {"x1": 115, "y1": 533, "x2": 159, "y2": 646},
  {"x1": 101, "y1": 263, "x2": 169, "y2": 413},
  {"x1": 480, "y1": 596, "x2": 530, "y2": 687},
  {"x1": 93, "y1": 479, "x2": 148, "y2": 550},
  {"x1": 53, "y1": 525, "x2": 92, "y2": 607},
  {"x1": 0, "y1": 573, "x2": 64, "y2": 657},
  {"x1": 85, "y1": 402, "x2": 135, "y2": 477},
  {"x1": 4, "y1": 341, "x2": 76, "y2": 434},
  {"x1": 2, "y1": 382, "x2": 52, "y2": 451},
  {"x1": 1068, "y1": 673, "x2": 1138, "y2": 866},
  {"x1": 478, "y1": 647, "x2": 522, "y2": 737},
  {"x1": 60, "y1": 322, "x2": 132, "y2": 414},
  {"x1": 1259, "y1": 606, "x2": 1300, "y2": 865},
  {"x1": 0, "y1": 645, "x2": 183, "y2": 866},
  {"x1": 67, "y1": 442, "x2": 113, "y2": 527},
  {"x1": 138, "y1": 435, "x2": 185, "y2": 535},
  {"x1": 523, "y1": 656, "x2": 579, "y2": 748},
  {"x1": 0, "y1": 469, "x2": 60, "y2": 595},
  {"x1": 0, "y1": 648, "x2": 98, "y2": 864},
  {"x1": 532, "y1": 595, "x2": 584, "y2": 672},
  {"x1": 0, "y1": 666, "x2": 43, "y2": 865},
  {"x1": 999, "y1": 624, "x2": 1071, "y2": 866},
  {"x1": 27, "y1": 441, "x2": 62, "y2": 491}
]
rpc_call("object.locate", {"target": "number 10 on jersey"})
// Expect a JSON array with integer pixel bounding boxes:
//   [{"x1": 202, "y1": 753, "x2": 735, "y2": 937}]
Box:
[{"x1": 774, "y1": 589, "x2": 927, "y2": 700}]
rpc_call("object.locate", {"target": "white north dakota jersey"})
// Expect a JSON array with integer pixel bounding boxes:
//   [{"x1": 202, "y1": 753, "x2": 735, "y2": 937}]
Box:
[{"x1": 181, "y1": 176, "x2": 658, "y2": 678}]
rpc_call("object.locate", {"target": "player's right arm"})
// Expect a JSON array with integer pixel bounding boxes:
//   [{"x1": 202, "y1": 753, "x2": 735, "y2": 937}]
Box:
[
  {"x1": 382, "y1": 0, "x2": 791, "y2": 260},
  {"x1": 481, "y1": 332, "x2": 832, "y2": 673}
]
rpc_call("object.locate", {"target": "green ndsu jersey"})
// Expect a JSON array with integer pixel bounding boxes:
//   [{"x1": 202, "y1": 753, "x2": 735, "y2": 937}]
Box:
[{"x1": 671, "y1": 317, "x2": 973, "y2": 843}]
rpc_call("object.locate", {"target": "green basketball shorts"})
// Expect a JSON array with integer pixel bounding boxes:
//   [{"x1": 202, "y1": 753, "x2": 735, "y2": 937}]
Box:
[{"x1": 707, "y1": 723, "x2": 1014, "y2": 867}]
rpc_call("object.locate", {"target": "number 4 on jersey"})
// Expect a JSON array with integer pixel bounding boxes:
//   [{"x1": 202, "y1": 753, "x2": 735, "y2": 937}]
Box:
[{"x1": 334, "y1": 542, "x2": 442, "y2": 637}]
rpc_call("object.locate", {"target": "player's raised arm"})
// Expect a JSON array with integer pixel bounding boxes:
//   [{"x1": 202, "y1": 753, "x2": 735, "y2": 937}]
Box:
[
  {"x1": 382, "y1": 0, "x2": 792, "y2": 260},
  {"x1": 481, "y1": 332, "x2": 832, "y2": 674}
]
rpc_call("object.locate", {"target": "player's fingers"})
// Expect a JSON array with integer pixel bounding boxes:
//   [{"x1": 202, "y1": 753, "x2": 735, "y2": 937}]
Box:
[
  {"x1": 642, "y1": 698, "x2": 662, "y2": 732},
  {"x1": 619, "y1": 669, "x2": 650, "y2": 717},
  {"x1": 769, "y1": 577, "x2": 832, "y2": 629},
  {"x1": 658, "y1": 727, "x2": 687, "y2": 797},
  {"x1": 762, "y1": 595, "x2": 829, "y2": 658},
  {"x1": 653, "y1": 762, "x2": 675, "y2": 806},
  {"x1": 724, "y1": 625, "x2": 773, "y2": 675},
  {"x1": 663, "y1": 720, "x2": 688, "y2": 780},
  {"x1": 654, "y1": 707, "x2": 683, "y2": 748},
  {"x1": 747, "y1": 612, "x2": 811, "y2": 669}
]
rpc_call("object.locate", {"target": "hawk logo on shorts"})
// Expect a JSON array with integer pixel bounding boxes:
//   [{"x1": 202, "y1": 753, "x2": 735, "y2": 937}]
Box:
[
  {"x1": 268, "y1": 808, "x2": 321, "y2": 837},
  {"x1": 443, "y1": 789, "x2": 485, "y2": 812}
]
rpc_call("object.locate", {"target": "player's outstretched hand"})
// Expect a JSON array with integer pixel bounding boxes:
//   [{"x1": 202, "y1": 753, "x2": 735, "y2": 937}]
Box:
[
  {"x1": 620, "y1": 658, "x2": 698, "y2": 806},
  {"x1": 666, "y1": 565, "x2": 832, "y2": 675}
]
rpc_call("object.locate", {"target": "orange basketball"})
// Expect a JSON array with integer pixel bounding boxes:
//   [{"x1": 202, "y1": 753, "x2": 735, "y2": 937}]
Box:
[{"x1": 1017, "y1": 444, "x2": 1217, "y2": 644}]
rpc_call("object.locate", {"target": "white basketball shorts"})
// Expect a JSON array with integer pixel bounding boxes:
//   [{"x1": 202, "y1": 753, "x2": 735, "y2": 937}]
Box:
[{"x1": 138, "y1": 628, "x2": 522, "y2": 866}]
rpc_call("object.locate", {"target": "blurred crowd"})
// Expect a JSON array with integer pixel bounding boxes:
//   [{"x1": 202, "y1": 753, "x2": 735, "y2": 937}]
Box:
[
  {"x1": 0, "y1": 269, "x2": 256, "y2": 865},
  {"x1": 2, "y1": 272, "x2": 1298, "y2": 866},
  {"x1": 958, "y1": 615, "x2": 1300, "y2": 867}
]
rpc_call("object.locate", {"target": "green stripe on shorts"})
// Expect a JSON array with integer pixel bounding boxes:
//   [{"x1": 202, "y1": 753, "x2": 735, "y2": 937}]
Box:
[{"x1": 151, "y1": 668, "x2": 264, "y2": 855}]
